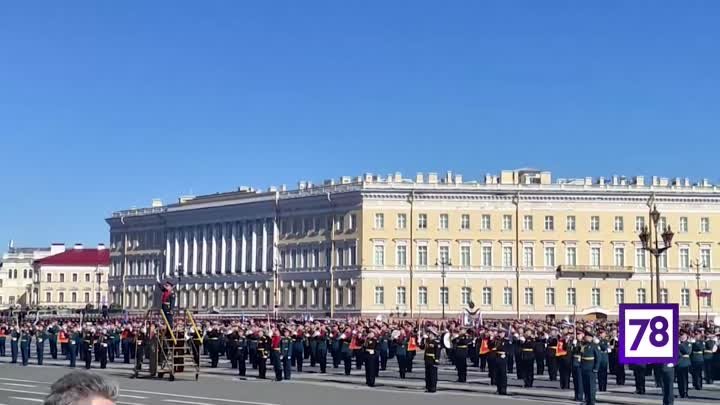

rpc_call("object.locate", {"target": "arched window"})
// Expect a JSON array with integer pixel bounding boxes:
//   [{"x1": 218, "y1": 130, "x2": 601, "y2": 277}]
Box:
[
  {"x1": 13, "y1": 269, "x2": 17, "y2": 279},
  {"x1": 23, "y1": 269, "x2": 27, "y2": 279}
]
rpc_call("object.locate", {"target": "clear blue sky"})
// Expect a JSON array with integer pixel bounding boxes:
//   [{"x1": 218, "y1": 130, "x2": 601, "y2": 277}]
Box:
[{"x1": 1, "y1": 1, "x2": 718, "y2": 247}]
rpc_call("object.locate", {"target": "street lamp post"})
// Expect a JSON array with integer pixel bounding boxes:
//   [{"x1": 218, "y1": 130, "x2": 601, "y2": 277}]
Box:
[
  {"x1": 638, "y1": 205, "x2": 674, "y2": 303},
  {"x1": 693, "y1": 259, "x2": 702, "y2": 321},
  {"x1": 436, "y1": 258, "x2": 451, "y2": 320}
]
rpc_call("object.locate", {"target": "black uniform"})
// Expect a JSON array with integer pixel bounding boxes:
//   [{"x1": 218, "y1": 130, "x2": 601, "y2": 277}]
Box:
[
  {"x1": 257, "y1": 335, "x2": 270, "y2": 379},
  {"x1": 423, "y1": 336, "x2": 442, "y2": 393},
  {"x1": 207, "y1": 329, "x2": 221, "y2": 368},
  {"x1": 236, "y1": 334, "x2": 247, "y2": 376},
  {"x1": 520, "y1": 338, "x2": 535, "y2": 387},
  {"x1": 690, "y1": 340, "x2": 704, "y2": 390},
  {"x1": 364, "y1": 337, "x2": 379, "y2": 387},
  {"x1": 494, "y1": 338, "x2": 509, "y2": 395},
  {"x1": 534, "y1": 336, "x2": 546, "y2": 375},
  {"x1": 82, "y1": 331, "x2": 94, "y2": 369},
  {"x1": 452, "y1": 335, "x2": 471, "y2": 382},
  {"x1": 546, "y1": 336, "x2": 559, "y2": 381}
]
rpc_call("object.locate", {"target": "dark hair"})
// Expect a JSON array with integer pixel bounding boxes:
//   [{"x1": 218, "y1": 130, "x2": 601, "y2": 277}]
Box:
[{"x1": 44, "y1": 371, "x2": 118, "y2": 405}]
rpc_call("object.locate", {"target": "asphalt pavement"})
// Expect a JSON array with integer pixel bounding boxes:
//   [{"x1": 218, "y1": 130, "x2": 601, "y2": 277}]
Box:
[{"x1": 0, "y1": 350, "x2": 718, "y2": 405}]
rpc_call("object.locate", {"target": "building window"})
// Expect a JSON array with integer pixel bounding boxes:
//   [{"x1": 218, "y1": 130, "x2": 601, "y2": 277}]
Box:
[
  {"x1": 615, "y1": 288, "x2": 625, "y2": 305},
  {"x1": 702, "y1": 294, "x2": 711, "y2": 307},
  {"x1": 503, "y1": 287, "x2": 513, "y2": 306},
  {"x1": 566, "y1": 216, "x2": 576, "y2": 231},
  {"x1": 502, "y1": 246, "x2": 513, "y2": 267},
  {"x1": 439, "y1": 246, "x2": 450, "y2": 264},
  {"x1": 614, "y1": 216, "x2": 624, "y2": 232},
  {"x1": 591, "y1": 216, "x2": 600, "y2": 231},
  {"x1": 481, "y1": 215, "x2": 491, "y2": 231},
  {"x1": 374, "y1": 286, "x2": 384, "y2": 305},
  {"x1": 482, "y1": 287, "x2": 492, "y2": 306},
  {"x1": 635, "y1": 248, "x2": 646, "y2": 269},
  {"x1": 23, "y1": 269, "x2": 27, "y2": 279},
  {"x1": 701, "y1": 248, "x2": 711, "y2": 270},
  {"x1": 567, "y1": 288, "x2": 576, "y2": 306},
  {"x1": 701, "y1": 217, "x2": 710, "y2": 233},
  {"x1": 461, "y1": 214, "x2": 470, "y2": 230},
  {"x1": 439, "y1": 214, "x2": 449, "y2": 230},
  {"x1": 71, "y1": 292, "x2": 77, "y2": 303},
  {"x1": 440, "y1": 287, "x2": 449, "y2": 305},
  {"x1": 679, "y1": 217, "x2": 688, "y2": 233},
  {"x1": 591, "y1": 288, "x2": 601, "y2": 306},
  {"x1": 566, "y1": 247, "x2": 577, "y2": 266},
  {"x1": 524, "y1": 287, "x2": 534, "y2": 306},
  {"x1": 503, "y1": 215, "x2": 512, "y2": 231},
  {"x1": 60, "y1": 274, "x2": 65, "y2": 283},
  {"x1": 461, "y1": 287, "x2": 472, "y2": 306},
  {"x1": 544, "y1": 216, "x2": 554, "y2": 231},
  {"x1": 680, "y1": 247, "x2": 690, "y2": 270},
  {"x1": 13, "y1": 269, "x2": 17, "y2": 279},
  {"x1": 374, "y1": 213, "x2": 384, "y2": 229},
  {"x1": 681, "y1": 288, "x2": 690, "y2": 307},
  {"x1": 396, "y1": 214, "x2": 407, "y2": 229},
  {"x1": 418, "y1": 214, "x2": 428, "y2": 229},
  {"x1": 461, "y1": 246, "x2": 471, "y2": 267},
  {"x1": 544, "y1": 246, "x2": 555, "y2": 268},
  {"x1": 46, "y1": 273, "x2": 52, "y2": 283},
  {"x1": 72, "y1": 274, "x2": 78, "y2": 283},
  {"x1": 523, "y1": 246, "x2": 534, "y2": 267},
  {"x1": 85, "y1": 273, "x2": 90, "y2": 282},
  {"x1": 418, "y1": 287, "x2": 428, "y2": 306},
  {"x1": 373, "y1": 244, "x2": 385, "y2": 266},
  {"x1": 417, "y1": 245, "x2": 428, "y2": 266},
  {"x1": 523, "y1": 215, "x2": 533, "y2": 231},
  {"x1": 84, "y1": 292, "x2": 90, "y2": 303},
  {"x1": 46, "y1": 292, "x2": 51, "y2": 303},
  {"x1": 660, "y1": 288, "x2": 669, "y2": 304},
  {"x1": 635, "y1": 216, "x2": 646, "y2": 232},
  {"x1": 637, "y1": 288, "x2": 647, "y2": 304},
  {"x1": 614, "y1": 246, "x2": 625, "y2": 267},
  {"x1": 545, "y1": 287, "x2": 555, "y2": 306},
  {"x1": 59, "y1": 292, "x2": 64, "y2": 303},
  {"x1": 396, "y1": 245, "x2": 407, "y2": 267},
  {"x1": 482, "y1": 246, "x2": 492, "y2": 267},
  {"x1": 396, "y1": 287, "x2": 406, "y2": 305},
  {"x1": 659, "y1": 251, "x2": 668, "y2": 269}
]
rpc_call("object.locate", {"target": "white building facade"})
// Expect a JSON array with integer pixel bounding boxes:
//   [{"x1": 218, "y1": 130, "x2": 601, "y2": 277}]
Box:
[{"x1": 0, "y1": 244, "x2": 55, "y2": 308}]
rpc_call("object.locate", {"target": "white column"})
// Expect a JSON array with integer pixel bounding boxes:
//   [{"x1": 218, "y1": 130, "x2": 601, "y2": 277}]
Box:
[
  {"x1": 220, "y1": 223, "x2": 228, "y2": 273},
  {"x1": 165, "y1": 233, "x2": 171, "y2": 277},
  {"x1": 211, "y1": 224, "x2": 218, "y2": 274},
  {"x1": 261, "y1": 219, "x2": 268, "y2": 272},
  {"x1": 273, "y1": 218, "x2": 280, "y2": 272},
  {"x1": 231, "y1": 222, "x2": 237, "y2": 273},
  {"x1": 183, "y1": 228, "x2": 189, "y2": 274},
  {"x1": 241, "y1": 222, "x2": 247, "y2": 272},
  {"x1": 251, "y1": 221, "x2": 258, "y2": 272},
  {"x1": 173, "y1": 230, "x2": 180, "y2": 277},
  {"x1": 192, "y1": 227, "x2": 198, "y2": 276},
  {"x1": 202, "y1": 226, "x2": 208, "y2": 275}
]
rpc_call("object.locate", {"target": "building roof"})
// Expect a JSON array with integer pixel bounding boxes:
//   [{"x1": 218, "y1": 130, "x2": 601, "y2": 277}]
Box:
[{"x1": 34, "y1": 248, "x2": 110, "y2": 267}]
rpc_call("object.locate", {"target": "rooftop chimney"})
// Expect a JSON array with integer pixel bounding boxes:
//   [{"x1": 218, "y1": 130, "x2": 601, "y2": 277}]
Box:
[
  {"x1": 73, "y1": 243, "x2": 83, "y2": 250},
  {"x1": 50, "y1": 243, "x2": 65, "y2": 255},
  {"x1": 151, "y1": 199, "x2": 163, "y2": 208},
  {"x1": 416, "y1": 173, "x2": 424, "y2": 183},
  {"x1": 427, "y1": 172, "x2": 438, "y2": 184},
  {"x1": 97, "y1": 243, "x2": 106, "y2": 250}
]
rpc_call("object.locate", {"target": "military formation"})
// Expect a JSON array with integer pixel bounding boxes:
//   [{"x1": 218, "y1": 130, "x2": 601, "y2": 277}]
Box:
[{"x1": 0, "y1": 316, "x2": 718, "y2": 403}]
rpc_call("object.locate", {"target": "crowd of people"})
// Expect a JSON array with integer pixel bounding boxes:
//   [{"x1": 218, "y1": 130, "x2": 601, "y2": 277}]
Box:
[{"x1": 0, "y1": 313, "x2": 718, "y2": 405}]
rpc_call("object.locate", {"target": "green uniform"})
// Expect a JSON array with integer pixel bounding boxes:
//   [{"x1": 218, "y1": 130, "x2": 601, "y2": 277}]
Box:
[
  {"x1": 690, "y1": 340, "x2": 704, "y2": 389},
  {"x1": 677, "y1": 342, "x2": 691, "y2": 398},
  {"x1": 580, "y1": 342, "x2": 600, "y2": 405}
]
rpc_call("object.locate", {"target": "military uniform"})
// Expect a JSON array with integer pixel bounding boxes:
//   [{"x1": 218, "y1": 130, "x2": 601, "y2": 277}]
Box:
[
  {"x1": 452, "y1": 334, "x2": 471, "y2": 382},
  {"x1": 20, "y1": 329, "x2": 31, "y2": 366},
  {"x1": 423, "y1": 334, "x2": 441, "y2": 393},
  {"x1": 703, "y1": 338, "x2": 716, "y2": 384},
  {"x1": 597, "y1": 338, "x2": 609, "y2": 392},
  {"x1": 571, "y1": 341, "x2": 584, "y2": 401},
  {"x1": 690, "y1": 339, "x2": 704, "y2": 390},
  {"x1": 546, "y1": 335, "x2": 559, "y2": 381},
  {"x1": 533, "y1": 335, "x2": 546, "y2": 375},
  {"x1": 316, "y1": 333, "x2": 329, "y2": 373},
  {"x1": 280, "y1": 335, "x2": 292, "y2": 380},
  {"x1": 557, "y1": 338, "x2": 572, "y2": 389},
  {"x1": 520, "y1": 338, "x2": 535, "y2": 387},
  {"x1": 364, "y1": 336, "x2": 379, "y2": 387},
  {"x1": 207, "y1": 329, "x2": 221, "y2": 368},
  {"x1": 257, "y1": 334, "x2": 270, "y2": 379},
  {"x1": 35, "y1": 329, "x2": 48, "y2": 365},
  {"x1": 0, "y1": 325, "x2": 7, "y2": 357},
  {"x1": 661, "y1": 362, "x2": 675, "y2": 405},
  {"x1": 236, "y1": 333, "x2": 247, "y2": 376},
  {"x1": 677, "y1": 340, "x2": 691, "y2": 398},
  {"x1": 82, "y1": 330, "x2": 94, "y2": 369},
  {"x1": 631, "y1": 362, "x2": 646, "y2": 394},
  {"x1": 494, "y1": 337, "x2": 509, "y2": 395},
  {"x1": 580, "y1": 340, "x2": 600, "y2": 405}
]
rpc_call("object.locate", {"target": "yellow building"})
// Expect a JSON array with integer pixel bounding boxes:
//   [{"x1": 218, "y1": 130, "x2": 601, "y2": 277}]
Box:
[{"x1": 107, "y1": 169, "x2": 719, "y2": 319}]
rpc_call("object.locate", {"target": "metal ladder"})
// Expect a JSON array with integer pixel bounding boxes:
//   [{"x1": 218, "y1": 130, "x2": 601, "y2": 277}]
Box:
[{"x1": 133, "y1": 308, "x2": 203, "y2": 381}]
